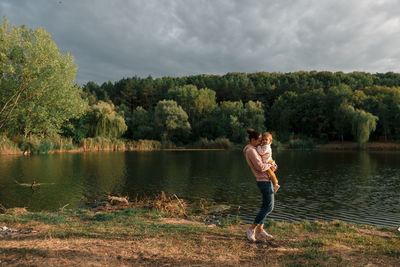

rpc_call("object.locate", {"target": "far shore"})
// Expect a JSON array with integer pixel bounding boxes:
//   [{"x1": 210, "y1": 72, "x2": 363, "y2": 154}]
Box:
[
  {"x1": 316, "y1": 141, "x2": 400, "y2": 151},
  {"x1": 2, "y1": 141, "x2": 400, "y2": 156}
]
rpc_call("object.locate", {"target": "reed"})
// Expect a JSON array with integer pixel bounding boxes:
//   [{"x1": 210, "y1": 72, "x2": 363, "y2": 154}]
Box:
[
  {"x1": 125, "y1": 139, "x2": 162, "y2": 151},
  {"x1": 80, "y1": 137, "x2": 125, "y2": 151},
  {"x1": 0, "y1": 135, "x2": 21, "y2": 155},
  {"x1": 14, "y1": 135, "x2": 77, "y2": 153},
  {"x1": 192, "y1": 137, "x2": 231, "y2": 149}
]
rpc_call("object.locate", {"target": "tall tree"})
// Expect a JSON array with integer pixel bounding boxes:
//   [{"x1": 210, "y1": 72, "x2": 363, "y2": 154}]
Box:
[
  {"x1": 340, "y1": 104, "x2": 378, "y2": 147},
  {"x1": 128, "y1": 106, "x2": 154, "y2": 140},
  {"x1": 167, "y1": 85, "x2": 217, "y2": 125},
  {"x1": 154, "y1": 100, "x2": 191, "y2": 143},
  {"x1": 0, "y1": 17, "x2": 87, "y2": 136},
  {"x1": 87, "y1": 101, "x2": 127, "y2": 138}
]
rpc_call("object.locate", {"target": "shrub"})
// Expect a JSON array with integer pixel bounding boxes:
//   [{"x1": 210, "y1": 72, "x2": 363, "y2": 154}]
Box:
[
  {"x1": 15, "y1": 135, "x2": 76, "y2": 153},
  {"x1": 288, "y1": 138, "x2": 316, "y2": 149},
  {"x1": 192, "y1": 137, "x2": 231, "y2": 149}
]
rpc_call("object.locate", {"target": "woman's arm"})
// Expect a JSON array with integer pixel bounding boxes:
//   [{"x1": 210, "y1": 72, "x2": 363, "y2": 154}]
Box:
[{"x1": 248, "y1": 149, "x2": 274, "y2": 172}]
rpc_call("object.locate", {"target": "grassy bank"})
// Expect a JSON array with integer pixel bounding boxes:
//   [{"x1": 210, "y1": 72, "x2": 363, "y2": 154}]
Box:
[
  {"x1": 0, "y1": 198, "x2": 399, "y2": 266},
  {"x1": 0, "y1": 136, "x2": 232, "y2": 155},
  {"x1": 2, "y1": 134, "x2": 400, "y2": 156}
]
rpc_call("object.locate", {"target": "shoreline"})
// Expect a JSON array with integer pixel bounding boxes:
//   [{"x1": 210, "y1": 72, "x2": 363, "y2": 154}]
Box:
[
  {"x1": 0, "y1": 200, "x2": 399, "y2": 266},
  {"x1": 316, "y1": 141, "x2": 400, "y2": 151},
  {"x1": 2, "y1": 141, "x2": 400, "y2": 156}
]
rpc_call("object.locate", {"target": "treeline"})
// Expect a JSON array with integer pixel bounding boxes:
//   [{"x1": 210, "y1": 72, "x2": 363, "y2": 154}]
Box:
[
  {"x1": 2, "y1": 18, "x2": 400, "y2": 150},
  {"x1": 78, "y1": 71, "x2": 400, "y2": 146}
]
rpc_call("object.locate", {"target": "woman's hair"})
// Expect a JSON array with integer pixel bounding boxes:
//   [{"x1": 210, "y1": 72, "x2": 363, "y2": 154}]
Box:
[
  {"x1": 262, "y1": 132, "x2": 273, "y2": 140},
  {"x1": 247, "y1": 129, "x2": 261, "y2": 141}
]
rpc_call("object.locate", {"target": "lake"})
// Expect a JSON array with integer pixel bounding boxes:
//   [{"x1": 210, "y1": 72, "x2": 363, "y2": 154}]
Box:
[{"x1": 0, "y1": 150, "x2": 399, "y2": 227}]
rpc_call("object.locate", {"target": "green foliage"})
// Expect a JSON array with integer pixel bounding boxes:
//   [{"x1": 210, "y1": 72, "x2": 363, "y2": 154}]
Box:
[
  {"x1": 60, "y1": 115, "x2": 90, "y2": 144},
  {"x1": 154, "y1": 100, "x2": 191, "y2": 143},
  {"x1": 167, "y1": 85, "x2": 217, "y2": 123},
  {"x1": 193, "y1": 115, "x2": 225, "y2": 140},
  {"x1": 16, "y1": 135, "x2": 75, "y2": 153},
  {"x1": 192, "y1": 137, "x2": 231, "y2": 149},
  {"x1": 340, "y1": 104, "x2": 378, "y2": 147},
  {"x1": 270, "y1": 91, "x2": 298, "y2": 139},
  {"x1": 2, "y1": 22, "x2": 400, "y2": 149},
  {"x1": 0, "y1": 134, "x2": 20, "y2": 154},
  {"x1": 288, "y1": 138, "x2": 316, "y2": 150},
  {"x1": 217, "y1": 100, "x2": 265, "y2": 143},
  {"x1": 18, "y1": 212, "x2": 67, "y2": 224},
  {"x1": 125, "y1": 139, "x2": 161, "y2": 151},
  {"x1": 167, "y1": 85, "x2": 218, "y2": 139},
  {"x1": 215, "y1": 215, "x2": 241, "y2": 227},
  {"x1": 360, "y1": 86, "x2": 400, "y2": 140},
  {"x1": 127, "y1": 106, "x2": 155, "y2": 140},
  {"x1": 0, "y1": 17, "x2": 87, "y2": 136},
  {"x1": 87, "y1": 101, "x2": 127, "y2": 138},
  {"x1": 243, "y1": 101, "x2": 265, "y2": 133},
  {"x1": 80, "y1": 136, "x2": 125, "y2": 151},
  {"x1": 218, "y1": 101, "x2": 245, "y2": 143},
  {"x1": 91, "y1": 212, "x2": 114, "y2": 221}
]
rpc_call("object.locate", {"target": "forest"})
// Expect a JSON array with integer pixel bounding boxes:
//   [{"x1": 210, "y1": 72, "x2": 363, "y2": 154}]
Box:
[
  {"x1": 1, "y1": 18, "x2": 400, "y2": 152},
  {"x1": 77, "y1": 71, "x2": 400, "y2": 146}
]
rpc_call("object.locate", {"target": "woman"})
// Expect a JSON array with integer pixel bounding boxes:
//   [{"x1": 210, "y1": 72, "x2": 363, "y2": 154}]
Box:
[{"x1": 243, "y1": 129, "x2": 277, "y2": 242}]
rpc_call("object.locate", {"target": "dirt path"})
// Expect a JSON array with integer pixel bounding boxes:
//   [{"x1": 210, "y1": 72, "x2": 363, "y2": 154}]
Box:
[{"x1": 1, "y1": 218, "x2": 399, "y2": 266}]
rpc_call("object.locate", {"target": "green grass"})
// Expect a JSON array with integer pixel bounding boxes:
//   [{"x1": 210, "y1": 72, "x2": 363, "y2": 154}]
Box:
[
  {"x1": 215, "y1": 215, "x2": 241, "y2": 227},
  {"x1": 1, "y1": 207, "x2": 399, "y2": 266}
]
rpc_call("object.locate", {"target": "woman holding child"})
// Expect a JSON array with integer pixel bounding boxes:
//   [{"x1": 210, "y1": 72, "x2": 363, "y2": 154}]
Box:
[{"x1": 243, "y1": 129, "x2": 278, "y2": 242}]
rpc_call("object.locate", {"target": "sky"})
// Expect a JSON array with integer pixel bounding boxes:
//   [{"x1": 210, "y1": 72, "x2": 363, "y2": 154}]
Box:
[{"x1": 1, "y1": 0, "x2": 400, "y2": 85}]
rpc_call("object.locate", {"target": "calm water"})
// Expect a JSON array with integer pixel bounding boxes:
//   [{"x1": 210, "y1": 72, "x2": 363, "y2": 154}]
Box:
[{"x1": 0, "y1": 150, "x2": 399, "y2": 227}]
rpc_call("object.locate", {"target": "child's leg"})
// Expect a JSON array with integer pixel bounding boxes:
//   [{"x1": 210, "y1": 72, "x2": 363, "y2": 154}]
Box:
[
  {"x1": 267, "y1": 159, "x2": 280, "y2": 194},
  {"x1": 267, "y1": 169, "x2": 278, "y2": 185},
  {"x1": 267, "y1": 159, "x2": 278, "y2": 185}
]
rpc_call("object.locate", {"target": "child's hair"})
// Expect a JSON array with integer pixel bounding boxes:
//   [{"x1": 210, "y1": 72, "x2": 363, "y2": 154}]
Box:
[
  {"x1": 247, "y1": 128, "x2": 261, "y2": 141},
  {"x1": 262, "y1": 132, "x2": 273, "y2": 141}
]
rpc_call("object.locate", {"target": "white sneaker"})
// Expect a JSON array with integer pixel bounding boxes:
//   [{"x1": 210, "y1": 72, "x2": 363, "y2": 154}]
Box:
[
  {"x1": 257, "y1": 229, "x2": 274, "y2": 239},
  {"x1": 246, "y1": 227, "x2": 256, "y2": 242}
]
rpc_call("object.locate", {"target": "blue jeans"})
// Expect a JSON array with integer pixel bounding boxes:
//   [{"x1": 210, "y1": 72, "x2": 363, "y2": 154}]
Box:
[{"x1": 253, "y1": 181, "x2": 274, "y2": 225}]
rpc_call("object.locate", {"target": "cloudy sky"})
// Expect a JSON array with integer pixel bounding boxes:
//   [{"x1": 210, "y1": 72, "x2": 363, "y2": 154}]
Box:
[{"x1": 1, "y1": 0, "x2": 400, "y2": 85}]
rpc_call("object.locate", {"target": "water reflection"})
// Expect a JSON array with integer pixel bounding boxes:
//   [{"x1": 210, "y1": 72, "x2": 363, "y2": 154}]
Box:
[
  {"x1": 0, "y1": 150, "x2": 399, "y2": 227},
  {"x1": 0, "y1": 152, "x2": 126, "y2": 211}
]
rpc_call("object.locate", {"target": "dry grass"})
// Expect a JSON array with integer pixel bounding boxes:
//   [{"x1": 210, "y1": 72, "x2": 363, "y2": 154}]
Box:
[
  {"x1": 0, "y1": 197, "x2": 399, "y2": 266},
  {"x1": 1, "y1": 219, "x2": 398, "y2": 267}
]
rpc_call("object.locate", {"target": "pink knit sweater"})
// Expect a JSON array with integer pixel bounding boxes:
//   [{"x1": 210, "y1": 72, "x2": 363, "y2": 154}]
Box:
[{"x1": 243, "y1": 144, "x2": 274, "y2": 181}]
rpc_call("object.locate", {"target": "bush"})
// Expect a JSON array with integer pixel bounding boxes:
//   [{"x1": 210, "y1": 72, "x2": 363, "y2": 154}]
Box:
[
  {"x1": 18, "y1": 135, "x2": 41, "y2": 152},
  {"x1": 192, "y1": 137, "x2": 231, "y2": 149},
  {"x1": 15, "y1": 135, "x2": 76, "y2": 153},
  {"x1": 161, "y1": 140, "x2": 177, "y2": 149},
  {"x1": 288, "y1": 138, "x2": 316, "y2": 149}
]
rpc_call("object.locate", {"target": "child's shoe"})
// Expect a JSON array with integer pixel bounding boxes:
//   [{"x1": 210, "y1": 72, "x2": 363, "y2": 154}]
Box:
[{"x1": 273, "y1": 184, "x2": 280, "y2": 194}]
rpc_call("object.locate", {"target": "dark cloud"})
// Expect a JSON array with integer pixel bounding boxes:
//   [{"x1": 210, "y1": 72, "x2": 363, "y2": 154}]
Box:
[{"x1": 1, "y1": 0, "x2": 400, "y2": 85}]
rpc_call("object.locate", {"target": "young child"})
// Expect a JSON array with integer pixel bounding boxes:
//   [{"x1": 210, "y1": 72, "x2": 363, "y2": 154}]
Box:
[{"x1": 256, "y1": 132, "x2": 280, "y2": 194}]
